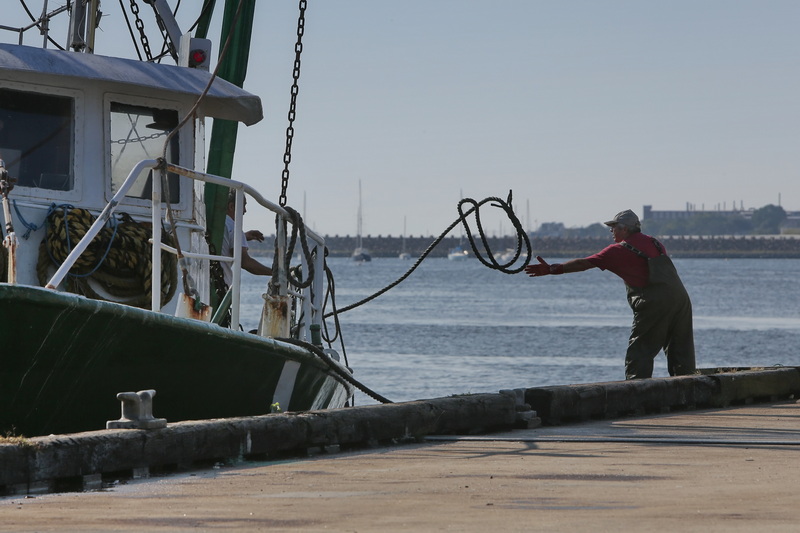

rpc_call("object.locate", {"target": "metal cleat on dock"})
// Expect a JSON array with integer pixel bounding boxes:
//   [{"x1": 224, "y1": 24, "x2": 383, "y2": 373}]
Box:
[
  {"x1": 106, "y1": 389, "x2": 168, "y2": 430},
  {"x1": 500, "y1": 388, "x2": 541, "y2": 429}
]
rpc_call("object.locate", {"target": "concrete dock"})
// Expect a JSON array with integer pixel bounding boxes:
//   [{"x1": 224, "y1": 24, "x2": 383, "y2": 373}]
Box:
[{"x1": 1, "y1": 400, "x2": 799, "y2": 531}]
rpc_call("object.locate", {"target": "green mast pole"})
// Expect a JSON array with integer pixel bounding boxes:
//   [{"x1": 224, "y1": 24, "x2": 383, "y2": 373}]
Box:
[
  {"x1": 193, "y1": 0, "x2": 217, "y2": 40},
  {"x1": 197, "y1": 0, "x2": 257, "y2": 305}
]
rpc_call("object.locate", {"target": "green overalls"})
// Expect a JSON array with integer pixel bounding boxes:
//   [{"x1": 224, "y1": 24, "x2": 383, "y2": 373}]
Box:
[{"x1": 621, "y1": 240, "x2": 696, "y2": 379}]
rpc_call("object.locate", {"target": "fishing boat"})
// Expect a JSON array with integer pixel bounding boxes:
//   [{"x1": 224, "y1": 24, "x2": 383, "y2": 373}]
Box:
[
  {"x1": 352, "y1": 180, "x2": 371, "y2": 262},
  {"x1": 0, "y1": 2, "x2": 355, "y2": 436}
]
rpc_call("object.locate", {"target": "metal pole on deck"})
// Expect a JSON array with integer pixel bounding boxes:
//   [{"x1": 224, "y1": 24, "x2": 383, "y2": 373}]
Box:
[
  {"x1": 151, "y1": 168, "x2": 163, "y2": 311},
  {"x1": 230, "y1": 188, "x2": 245, "y2": 328},
  {"x1": 258, "y1": 216, "x2": 290, "y2": 339},
  {"x1": 0, "y1": 160, "x2": 17, "y2": 284}
]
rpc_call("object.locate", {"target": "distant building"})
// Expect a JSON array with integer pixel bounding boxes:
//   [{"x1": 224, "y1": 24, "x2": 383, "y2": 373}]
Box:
[
  {"x1": 642, "y1": 204, "x2": 800, "y2": 234},
  {"x1": 642, "y1": 203, "x2": 751, "y2": 222}
]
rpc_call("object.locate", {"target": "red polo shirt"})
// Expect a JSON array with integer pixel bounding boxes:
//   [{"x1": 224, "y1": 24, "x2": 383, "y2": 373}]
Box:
[{"x1": 586, "y1": 232, "x2": 665, "y2": 288}]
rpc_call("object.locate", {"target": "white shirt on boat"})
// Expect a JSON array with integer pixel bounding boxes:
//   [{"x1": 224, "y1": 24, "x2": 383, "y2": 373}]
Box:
[{"x1": 221, "y1": 215, "x2": 247, "y2": 287}]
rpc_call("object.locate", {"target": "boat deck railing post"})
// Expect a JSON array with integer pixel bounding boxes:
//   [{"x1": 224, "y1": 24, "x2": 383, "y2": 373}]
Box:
[
  {"x1": 46, "y1": 159, "x2": 160, "y2": 290},
  {"x1": 49, "y1": 160, "x2": 327, "y2": 336},
  {"x1": 151, "y1": 166, "x2": 163, "y2": 312},
  {"x1": 160, "y1": 163, "x2": 326, "y2": 336}
]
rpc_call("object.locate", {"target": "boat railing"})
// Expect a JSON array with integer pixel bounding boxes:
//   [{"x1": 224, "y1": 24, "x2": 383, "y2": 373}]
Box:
[
  {"x1": 45, "y1": 159, "x2": 326, "y2": 343},
  {"x1": 0, "y1": 4, "x2": 71, "y2": 47}
]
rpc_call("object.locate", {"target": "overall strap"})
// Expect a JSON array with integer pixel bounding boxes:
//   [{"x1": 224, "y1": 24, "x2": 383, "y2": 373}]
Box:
[
  {"x1": 651, "y1": 238, "x2": 666, "y2": 255},
  {"x1": 620, "y1": 241, "x2": 648, "y2": 258}
]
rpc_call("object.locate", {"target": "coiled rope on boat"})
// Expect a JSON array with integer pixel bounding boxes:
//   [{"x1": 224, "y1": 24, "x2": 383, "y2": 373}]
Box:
[
  {"x1": 326, "y1": 191, "x2": 532, "y2": 317},
  {"x1": 37, "y1": 206, "x2": 178, "y2": 309}
]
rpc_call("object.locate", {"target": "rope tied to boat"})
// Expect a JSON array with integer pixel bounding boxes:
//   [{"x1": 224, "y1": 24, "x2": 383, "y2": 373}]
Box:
[
  {"x1": 275, "y1": 336, "x2": 391, "y2": 404},
  {"x1": 37, "y1": 205, "x2": 178, "y2": 309},
  {"x1": 281, "y1": 205, "x2": 315, "y2": 290}
]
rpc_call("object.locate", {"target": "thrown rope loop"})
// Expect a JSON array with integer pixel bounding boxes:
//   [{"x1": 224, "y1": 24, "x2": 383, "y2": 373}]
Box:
[
  {"x1": 325, "y1": 191, "x2": 531, "y2": 318},
  {"x1": 457, "y1": 190, "x2": 532, "y2": 274}
]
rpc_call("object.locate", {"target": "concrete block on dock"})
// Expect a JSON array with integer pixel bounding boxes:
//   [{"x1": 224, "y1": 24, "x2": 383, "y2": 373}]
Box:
[
  {"x1": 0, "y1": 392, "x2": 520, "y2": 493},
  {"x1": 525, "y1": 375, "x2": 719, "y2": 424},
  {"x1": 5, "y1": 371, "x2": 796, "y2": 496},
  {"x1": 708, "y1": 368, "x2": 800, "y2": 407}
]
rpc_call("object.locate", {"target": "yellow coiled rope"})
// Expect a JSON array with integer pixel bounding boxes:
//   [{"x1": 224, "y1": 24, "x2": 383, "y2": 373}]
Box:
[{"x1": 37, "y1": 206, "x2": 177, "y2": 309}]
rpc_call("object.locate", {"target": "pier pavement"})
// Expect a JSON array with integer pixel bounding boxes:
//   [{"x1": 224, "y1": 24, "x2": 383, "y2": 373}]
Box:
[{"x1": 1, "y1": 400, "x2": 798, "y2": 532}]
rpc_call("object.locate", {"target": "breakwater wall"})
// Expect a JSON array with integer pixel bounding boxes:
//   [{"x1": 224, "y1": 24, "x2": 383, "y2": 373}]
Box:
[
  {"x1": 2, "y1": 367, "x2": 798, "y2": 496},
  {"x1": 252, "y1": 235, "x2": 800, "y2": 259}
]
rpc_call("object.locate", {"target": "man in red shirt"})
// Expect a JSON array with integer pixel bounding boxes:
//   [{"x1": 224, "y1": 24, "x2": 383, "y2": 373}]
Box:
[{"x1": 525, "y1": 209, "x2": 696, "y2": 379}]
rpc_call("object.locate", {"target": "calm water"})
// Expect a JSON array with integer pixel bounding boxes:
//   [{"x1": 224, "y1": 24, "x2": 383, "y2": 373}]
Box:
[{"x1": 242, "y1": 256, "x2": 800, "y2": 406}]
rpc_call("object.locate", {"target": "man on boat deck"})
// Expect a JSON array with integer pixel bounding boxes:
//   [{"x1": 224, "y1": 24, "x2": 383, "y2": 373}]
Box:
[
  {"x1": 525, "y1": 209, "x2": 696, "y2": 379},
  {"x1": 221, "y1": 191, "x2": 273, "y2": 287}
]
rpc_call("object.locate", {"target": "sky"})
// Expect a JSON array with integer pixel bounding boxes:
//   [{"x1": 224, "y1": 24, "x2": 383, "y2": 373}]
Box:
[{"x1": 6, "y1": 1, "x2": 800, "y2": 237}]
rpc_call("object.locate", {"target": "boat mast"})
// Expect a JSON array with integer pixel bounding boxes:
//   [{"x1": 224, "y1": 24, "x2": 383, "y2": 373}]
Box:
[
  {"x1": 67, "y1": 0, "x2": 101, "y2": 52},
  {"x1": 357, "y1": 180, "x2": 363, "y2": 249},
  {"x1": 402, "y1": 215, "x2": 407, "y2": 252}
]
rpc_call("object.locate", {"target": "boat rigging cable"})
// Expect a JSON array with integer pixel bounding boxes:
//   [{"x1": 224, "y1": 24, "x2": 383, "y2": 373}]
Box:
[
  {"x1": 15, "y1": 0, "x2": 69, "y2": 50},
  {"x1": 326, "y1": 191, "x2": 533, "y2": 317}
]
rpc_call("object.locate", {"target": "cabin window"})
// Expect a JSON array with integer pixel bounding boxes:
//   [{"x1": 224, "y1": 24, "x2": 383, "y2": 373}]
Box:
[
  {"x1": 0, "y1": 88, "x2": 74, "y2": 191},
  {"x1": 109, "y1": 103, "x2": 180, "y2": 203}
]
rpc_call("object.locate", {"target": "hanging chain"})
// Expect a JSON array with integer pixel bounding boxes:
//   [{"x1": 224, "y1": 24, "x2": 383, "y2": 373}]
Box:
[
  {"x1": 148, "y1": 0, "x2": 178, "y2": 62},
  {"x1": 279, "y1": 0, "x2": 307, "y2": 207},
  {"x1": 128, "y1": 0, "x2": 154, "y2": 61},
  {"x1": 110, "y1": 131, "x2": 168, "y2": 144}
]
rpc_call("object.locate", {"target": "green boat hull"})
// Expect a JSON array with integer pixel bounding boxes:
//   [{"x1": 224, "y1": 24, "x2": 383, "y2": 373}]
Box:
[{"x1": 0, "y1": 284, "x2": 353, "y2": 437}]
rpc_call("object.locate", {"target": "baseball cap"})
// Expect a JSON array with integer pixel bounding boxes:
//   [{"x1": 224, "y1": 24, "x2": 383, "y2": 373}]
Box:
[{"x1": 604, "y1": 209, "x2": 641, "y2": 229}]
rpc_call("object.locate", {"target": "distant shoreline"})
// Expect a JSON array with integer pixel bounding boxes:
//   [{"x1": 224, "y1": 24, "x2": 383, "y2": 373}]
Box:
[{"x1": 249, "y1": 235, "x2": 800, "y2": 259}]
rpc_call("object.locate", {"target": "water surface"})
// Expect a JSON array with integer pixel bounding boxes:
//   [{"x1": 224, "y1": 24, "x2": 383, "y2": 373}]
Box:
[{"x1": 243, "y1": 256, "x2": 800, "y2": 405}]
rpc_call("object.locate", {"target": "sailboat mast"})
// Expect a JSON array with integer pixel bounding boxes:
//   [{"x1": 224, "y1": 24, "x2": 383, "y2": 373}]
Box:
[{"x1": 357, "y1": 180, "x2": 363, "y2": 249}]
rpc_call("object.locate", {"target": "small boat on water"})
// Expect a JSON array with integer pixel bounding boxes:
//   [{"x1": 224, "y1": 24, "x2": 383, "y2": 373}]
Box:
[
  {"x1": 0, "y1": 2, "x2": 354, "y2": 436},
  {"x1": 447, "y1": 245, "x2": 470, "y2": 260}
]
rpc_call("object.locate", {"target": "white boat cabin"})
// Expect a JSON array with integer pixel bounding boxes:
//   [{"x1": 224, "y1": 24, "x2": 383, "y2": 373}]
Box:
[{"x1": 0, "y1": 43, "x2": 262, "y2": 312}]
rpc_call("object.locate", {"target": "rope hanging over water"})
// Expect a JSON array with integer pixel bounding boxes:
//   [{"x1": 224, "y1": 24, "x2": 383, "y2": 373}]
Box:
[
  {"x1": 36, "y1": 205, "x2": 178, "y2": 309},
  {"x1": 325, "y1": 191, "x2": 532, "y2": 318}
]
